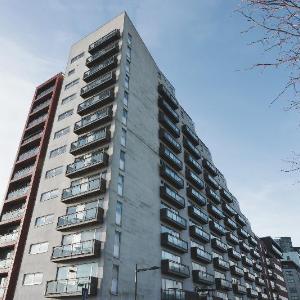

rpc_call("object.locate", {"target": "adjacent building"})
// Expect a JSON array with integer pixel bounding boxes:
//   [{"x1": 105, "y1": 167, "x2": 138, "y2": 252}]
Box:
[{"x1": 0, "y1": 12, "x2": 289, "y2": 300}]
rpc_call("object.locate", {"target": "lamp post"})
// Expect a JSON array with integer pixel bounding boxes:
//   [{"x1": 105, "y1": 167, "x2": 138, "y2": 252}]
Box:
[{"x1": 134, "y1": 264, "x2": 160, "y2": 300}]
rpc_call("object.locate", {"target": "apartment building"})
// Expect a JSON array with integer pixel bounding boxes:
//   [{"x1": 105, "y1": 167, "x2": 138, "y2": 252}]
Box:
[{"x1": 0, "y1": 12, "x2": 285, "y2": 300}]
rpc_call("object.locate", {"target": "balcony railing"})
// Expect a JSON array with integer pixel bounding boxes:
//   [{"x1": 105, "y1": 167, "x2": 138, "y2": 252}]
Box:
[
  {"x1": 224, "y1": 217, "x2": 237, "y2": 230},
  {"x1": 88, "y1": 29, "x2": 120, "y2": 54},
  {"x1": 183, "y1": 138, "x2": 201, "y2": 159},
  {"x1": 233, "y1": 283, "x2": 247, "y2": 295},
  {"x1": 208, "y1": 204, "x2": 224, "y2": 219},
  {"x1": 191, "y1": 247, "x2": 212, "y2": 263},
  {"x1": 57, "y1": 207, "x2": 103, "y2": 230},
  {"x1": 186, "y1": 186, "x2": 206, "y2": 206},
  {"x1": 189, "y1": 225, "x2": 210, "y2": 243},
  {"x1": 192, "y1": 270, "x2": 214, "y2": 285},
  {"x1": 228, "y1": 248, "x2": 242, "y2": 260},
  {"x1": 22, "y1": 131, "x2": 43, "y2": 145},
  {"x1": 0, "y1": 259, "x2": 12, "y2": 270},
  {"x1": 158, "y1": 97, "x2": 179, "y2": 123},
  {"x1": 184, "y1": 153, "x2": 202, "y2": 174},
  {"x1": 74, "y1": 106, "x2": 113, "y2": 134},
  {"x1": 86, "y1": 42, "x2": 119, "y2": 67},
  {"x1": 7, "y1": 185, "x2": 29, "y2": 200},
  {"x1": 160, "y1": 164, "x2": 184, "y2": 189},
  {"x1": 1, "y1": 208, "x2": 24, "y2": 222},
  {"x1": 0, "y1": 231, "x2": 19, "y2": 245},
  {"x1": 66, "y1": 152, "x2": 108, "y2": 178},
  {"x1": 160, "y1": 208, "x2": 187, "y2": 230},
  {"x1": 159, "y1": 112, "x2": 180, "y2": 138},
  {"x1": 188, "y1": 205, "x2": 209, "y2": 224},
  {"x1": 204, "y1": 173, "x2": 219, "y2": 189},
  {"x1": 161, "y1": 289, "x2": 186, "y2": 300},
  {"x1": 247, "y1": 288, "x2": 259, "y2": 298},
  {"x1": 211, "y1": 238, "x2": 228, "y2": 253},
  {"x1": 237, "y1": 227, "x2": 249, "y2": 239},
  {"x1": 31, "y1": 99, "x2": 51, "y2": 114},
  {"x1": 51, "y1": 239, "x2": 100, "y2": 262},
  {"x1": 221, "y1": 188, "x2": 234, "y2": 203},
  {"x1": 70, "y1": 127, "x2": 110, "y2": 155},
  {"x1": 158, "y1": 83, "x2": 179, "y2": 110},
  {"x1": 27, "y1": 114, "x2": 47, "y2": 129},
  {"x1": 186, "y1": 169, "x2": 204, "y2": 190},
  {"x1": 160, "y1": 145, "x2": 183, "y2": 171},
  {"x1": 242, "y1": 255, "x2": 253, "y2": 267},
  {"x1": 239, "y1": 241, "x2": 251, "y2": 253},
  {"x1": 249, "y1": 235, "x2": 258, "y2": 247},
  {"x1": 159, "y1": 128, "x2": 181, "y2": 154},
  {"x1": 80, "y1": 71, "x2": 116, "y2": 98},
  {"x1": 18, "y1": 147, "x2": 39, "y2": 162},
  {"x1": 182, "y1": 124, "x2": 199, "y2": 146},
  {"x1": 255, "y1": 277, "x2": 265, "y2": 286},
  {"x1": 244, "y1": 271, "x2": 256, "y2": 282},
  {"x1": 226, "y1": 232, "x2": 239, "y2": 245},
  {"x1": 62, "y1": 178, "x2": 106, "y2": 202},
  {"x1": 215, "y1": 278, "x2": 232, "y2": 291},
  {"x1": 222, "y1": 203, "x2": 236, "y2": 217},
  {"x1": 12, "y1": 165, "x2": 34, "y2": 181},
  {"x1": 160, "y1": 184, "x2": 185, "y2": 209},
  {"x1": 161, "y1": 232, "x2": 188, "y2": 253},
  {"x1": 213, "y1": 257, "x2": 230, "y2": 271},
  {"x1": 35, "y1": 86, "x2": 54, "y2": 101},
  {"x1": 206, "y1": 187, "x2": 221, "y2": 204},
  {"x1": 209, "y1": 220, "x2": 226, "y2": 236},
  {"x1": 161, "y1": 259, "x2": 190, "y2": 278},
  {"x1": 230, "y1": 265, "x2": 244, "y2": 277},
  {"x1": 77, "y1": 89, "x2": 114, "y2": 115},
  {"x1": 45, "y1": 276, "x2": 98, "y2": 298},
  {"x1": 202, "y1": 159, "x2": 218, "y2": 176},
  {"x1": 258, "y1": 293, "x2": 268, "y2": 300},
  {"x1": 251, "y1": 249, "x2": 260, "y2": 259}
]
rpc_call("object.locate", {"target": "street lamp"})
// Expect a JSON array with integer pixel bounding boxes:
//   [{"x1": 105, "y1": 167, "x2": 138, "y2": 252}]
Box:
[{"x1": 134, "y1": 264, "x2": 160, "y2": 300}]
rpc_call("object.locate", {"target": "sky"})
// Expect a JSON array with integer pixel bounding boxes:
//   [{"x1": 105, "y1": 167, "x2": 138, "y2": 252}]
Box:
[{"x1": 0, "y1": 0, "x2": 299, "y2": 244}]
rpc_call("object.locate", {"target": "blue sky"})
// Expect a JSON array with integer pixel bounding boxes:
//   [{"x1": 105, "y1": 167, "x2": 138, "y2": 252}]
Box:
[{"x1": 0, "y1": 0, "x2": 299, "y2": 244}]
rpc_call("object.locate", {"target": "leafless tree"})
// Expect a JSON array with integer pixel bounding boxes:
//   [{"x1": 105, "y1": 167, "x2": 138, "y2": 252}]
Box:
[{"x1": 238, "y1": 0, "x2": 300, "y2": 172}]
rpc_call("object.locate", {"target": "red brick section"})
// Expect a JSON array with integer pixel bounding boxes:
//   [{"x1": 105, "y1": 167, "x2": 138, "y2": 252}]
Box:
[
  {"x1": 0, "y1": 73, "x2": 63, "y2": 300},
  {"x1": 259, "y1": 236, "x2": 289, "y2": 300}
]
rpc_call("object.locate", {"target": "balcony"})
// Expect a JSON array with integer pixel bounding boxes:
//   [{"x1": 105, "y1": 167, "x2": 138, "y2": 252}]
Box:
[
  {"x1": 233, "y1": 283, "x2": 247, "y2": 295},
  {"x1": 74, "y1": 106, "x2": 113, "y2": 135},
  {"x1": 186, "y1": 186, "x2": 206, "y2": 206},
  {"x1": 182, "y1": 124, "x2": 199, "y2": 146},
  {"x1": 202, "y1": 159, "x2": 217, "y2": 176},
  {"x1": 228, "y1": 248, "x2": 242, "y2": 261},
  {"x1": 254, "y1": 263, "x2": 263, "y2": 272},
  {"x1": 86, "y1": 42, "x2": 119, "y2": 67},
  {"x1": 80, "y1": 71, "x2": 116, "y2": 98},
  {"x1": 215, "y1": 278, "x2": 232, "y2": 291},
  {"x1": 35, "y1": 86, "x2": 54, "y2": 101},
  {"x1": 242, "y1": 255, "x2": 253, "y2": 267},
  {"x1": 159, "y1": 112, "x2": 180, "y2": 138},
  {"x1": 244, "y1": 271, "x2": 256, "y2": 282},
  {"x1": 70, "y1": 127, "x2": 110, "y2": 155},
  {"x1": 235, "y1": 214, "x2": 247, "y2": 226},
  {"x1": 17, "y1": 147, "x2": 39, "y2": 163},
  {"x1": 66, "y1": 152, "x2": 109, "y2": 178},
  {"x1": 204, "y1": 173, "x2": 219, "y2": 190},
  {"x1": 237, "y1": 228, "x2": 249, "y2": 239},
  {"x1": 158, "y1": 97, "x2": 179, "y2": 123},
  {"x1": 206, "y1": 188, "x2": 221, "y2": 204},
  {"x1": 161, "y1": 289, "x2": 187, "y2": 300},
  {"x1": 220, "y1": 188, "x2": 234, "y2": 203},
  {"x1": 160, "y1": 164, "x2": 184, "y2": 189},
  {"x1": 62, "y1": 178, "x2": 106, "y2": 203},
  {"x1": 224, "y1": 217, "x2": 237, "y2": 230},
  {"x1": 209, "y1": 220, "x2": 226, "y2": 236},
  {"x1": 185, "y1": 169, "x2": 204, "y2": 190},
  {"x1": 251, "y1": 249, "x2": 260, "y2": 259},
  {"x1": 211, "y1": 238, "x2": 227, "y2": 253},
  {"x1": 1, "y1": 208, "x2": 24, "y2": 224},
  {"x1": 158, "y1": 83, "x2": 179, "y2": 110},
  {"x1": 77, "y1": 88, "x2": 114, "y2": 116},
  {"x1": 160, "y1": 208, "x2": 187, "y2": 230},
  {"x1": 184, "y1": 152, "x2": 202, "y2": 174},
  {"x1": 57, "y1": 207, "x2": 104, "y2": 231},
  {"x1": 45, "y1": 276, "x2": 98, "y2": 298},
  {"x1": 12, "y1": 165, "x2": 34, "y2": 182},
  {"x1": 226, "y1": 232, "x2": 239, "y2": 245},
  {"x1": 161, "y1": 259, "x2": 190, "y2": 278},
  {"x1": 159, "y1": 128, "x2": 182, "y2": 154},
  {"x1": 213, "y1": 257, "x2": 230, "y2": 271},
  {"x1": 51, "y1": 239, "x2": 101, "y2": 262},
  {"x1": 21, "y1": 131, "x2": 43, "y2": 146},
  {"x1": 230, "y1": 265, "x2": 244, "y2": 277},
  {"x1": 6, "y1": 185, "x2": 29, "y2": 202},
  {"x1": 191, "y1": 247, "x2": 212, "y2": 263},
  {"x1": 258, "y1": 293, "x2": 268, "y2": 300},
  {"x1": 239, "y1": 241, "x2": 251, "y2": 253},
  {"x1": 0, "y1": 231, "x2": 18, "y2": 247},
  {"x1": 247, "y1": 288, "x2": 259, "y2": 298},
  {"x1": 222, "y1": 203, "x2": 236, "y2": 217},
  {"x1": 183, "y1": 138, "x2": 201, "y2": 159},
  {"x1": 31, "y1": 99, "x2": 51, "y2": 115},
  {"x1": 212, "y1": 291, "x2": 228, "y2": 300},
  {"x1": 160, "y1": 145, "x2": 183, "y2": 171},
  {"x1": 207, "y1": 204, "x2": 224, "y2": 219},
  {"x1": 189, "y1": 225, "x2": 210, "y2": 243},
  {"x1": 161, "y1": 232, "x2": 188, "y2": 253},
  {"x1": 83, "y1": 56, "x2": 118, "y2": 82},
  {"x1": 26, "y1": 114, "x2": 47, "y2": 130},
  {"x1": 255, "y1": 277, "x2": 265, "y2": 286},
  {"x1": 88, "y1": 29, "x2": 120, "y2": 54},
  {"x1": 160, "y1": 184, "x2": 185, "y2": 209},
  {"x1": 188, "y1": 205, "x2": 209, "y2": 224},
  {"x1": 192, "y1": 270, "x2": 214, "y2": 285},
  {"x1": 249, "y1": 235, "x2": 258, "y2": 247},
  {"x1": 0, "y1": 259, "x2": 12, "y2": 272}
]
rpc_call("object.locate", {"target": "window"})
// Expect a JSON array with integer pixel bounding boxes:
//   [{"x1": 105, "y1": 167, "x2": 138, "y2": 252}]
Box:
[
  {"x1": 54, "y1": 127, "x2": 70, "y2": 139},
  {"x1": 70, "y1": 52, "x2": 84, "y2": 64},
  {"x1": 61, "y1": 94, "x2": 76, "y2": 105},
  {"x1": 40, "y1": 189, "x2": 59, "y2": 202},
  {"x1": 113, "y1": 231, "x2": 121, "y2": 258},
  {"x1": 58, "y1": 109, "x2": 73, "y2": 121},
  {"x1": 127, "y1": 33, "x2": 132, "y2": 46},
  {"x1": 116, "y1": 201, "x2": 122, "y2": 226},
  {"x1": 64, "y1": 78, "x2": 79, "y2": 90},
  {"x1": 23, "y1": 273, "x2": 43, "y2": 286},
  {"x1": 121, "y1": 128, "x2": 127, "y2": 147},
  {"x1": 117, "y1": 175, "x2": 124, "y2": 196},
  {"x1": 49, "y1": 145, "x2": 67, "y2": 158},
  {"x1": 119, "y1": 151, "x2": 125, "y2": 171},
  {"x1": 126, "y1": 47, "x2": 131, "y2": 61},
  {"x1": 125, "y1": 74, "x2": 129, "y2": 89},
  {"x1": 123, "y1": 91, "x2": 129, "y2": 107},
  {"x1": 68, "y1": 69, "x2": 75, "y2": 76},
  {"x1": 29, "y1": 242, "x2": 49, "y2": 254},
  {"x1": 161, "y1": 278, "x2": 182, "y2": 290},
  {"x1": 45, "y1": 166, "x2": 63, "y2": 179},
  {"x1": 111, "y1": 265, "x2": 119, "y2": 294},
  {"x1": 122, "y1": 109, "x2": 128, "y2": 126},
  {"x1": 125, "y1": 60, "x2": 130, "y2": 74},
  {"x1": 35, "y1": 214, "x2": 54, "y2": 227}
]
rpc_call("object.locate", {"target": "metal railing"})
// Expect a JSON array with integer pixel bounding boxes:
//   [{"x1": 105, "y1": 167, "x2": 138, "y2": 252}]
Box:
[
  {"x1": 7, "y1": 186, "x2": 29, "y2": 200},
  {"x1": 12, "y1": 165, "x2": 34, "y2": 180},
  {"x1": 18, "y1": 147, "x2": 39, "y2": 161}
]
